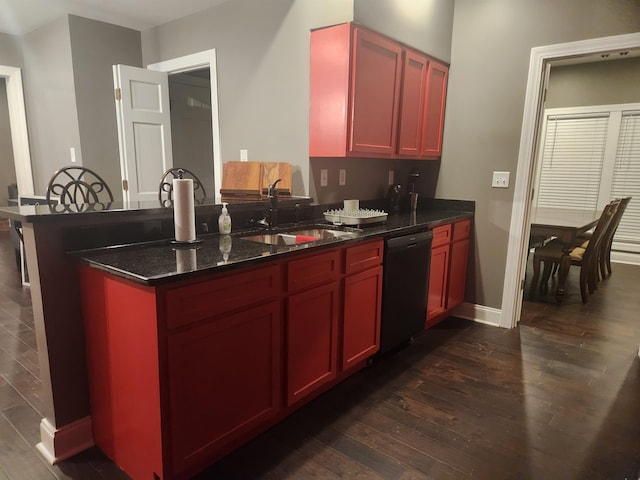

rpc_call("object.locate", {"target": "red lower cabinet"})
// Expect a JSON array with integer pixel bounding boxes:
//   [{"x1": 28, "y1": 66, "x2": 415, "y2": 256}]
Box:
[
  {"x1": 79, "y1": 241, "x2": 385, "y2": 479},
  {"x1": 286, "y1": 282, "x2": 339, "y2": 405},
  {"x1": 426, "y1": 219, "x2": 472, "y2": 328},
  {"x1": 168, "y1": 301, "x2": 282, "y2": 473},
  {"x1": 342, "y1": 265, "x2": 383, "y2": 370},
  {"x1": 426, "y1": 243, "x2": 450, "y2": 322}
]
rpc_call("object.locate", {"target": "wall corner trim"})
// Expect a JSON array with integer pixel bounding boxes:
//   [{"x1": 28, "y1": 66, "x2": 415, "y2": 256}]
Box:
[
  {"x1": 36, "y1": 416, "x2": 94, "y2": 465},
  {"x1": 451, "y1": 302, "x2": 502, "y2": 328}
]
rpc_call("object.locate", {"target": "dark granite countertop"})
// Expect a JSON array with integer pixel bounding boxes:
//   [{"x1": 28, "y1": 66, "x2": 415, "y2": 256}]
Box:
[{"x1": 72, "y1": 208, "x2": 473, "y2": 286}]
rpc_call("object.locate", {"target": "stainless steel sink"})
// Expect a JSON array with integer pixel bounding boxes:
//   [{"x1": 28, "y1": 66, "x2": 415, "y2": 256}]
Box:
[{"x1": 239, "y1": 225, "x2": 361, "y2": 246}]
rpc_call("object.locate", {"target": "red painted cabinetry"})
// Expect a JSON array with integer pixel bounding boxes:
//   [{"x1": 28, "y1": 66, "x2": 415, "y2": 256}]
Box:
[
  {"x1": 421, "y1": 60, "x2": 449, "y2": 158},
  {"x1": 79, "y1": 241, "x2": 384, "y2": 480},
  {"x1": 342, "y1": 240, "x2": 383, "y2": 370},
  {"x1": 427, "y1": 224, "x2": 451, "y2": 322},
  {"x1": 285, "y1": 250, "x2": 340, "y2": 405},
  {"x1": 397, "y1": 49, "x2": 428, "y2": 157},
  {"x1": 310, "y1": 22, "x2": 448, "y2": 160},
  {"x1": 167, "y1": 301, "x2": 282, "y2": 473},
  {"x1": 426, "y1": 218, "x2": 472, "y2": 328}
]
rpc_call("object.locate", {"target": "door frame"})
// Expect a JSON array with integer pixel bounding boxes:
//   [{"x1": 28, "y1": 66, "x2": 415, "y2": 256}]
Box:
[
  {"x1": 1, "y1": 66, "x2": 34, "y2": 196},
  {"x1": 148, "y1": 49, "x2": 223, "y2": 203},
  {"x1": 500, "y1": 32, "x2": 640, "y2": 329}
]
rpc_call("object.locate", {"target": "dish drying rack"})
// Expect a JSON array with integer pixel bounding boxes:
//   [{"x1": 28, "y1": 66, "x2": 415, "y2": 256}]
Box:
[{"x1": 323, "y1": 208, "x2": 388, "y2": 226}]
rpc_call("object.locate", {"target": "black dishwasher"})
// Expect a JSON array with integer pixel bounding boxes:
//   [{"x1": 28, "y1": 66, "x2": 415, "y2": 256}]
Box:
[{"x1": 378, "y1": 230, "x2": 432, "y2": 355}]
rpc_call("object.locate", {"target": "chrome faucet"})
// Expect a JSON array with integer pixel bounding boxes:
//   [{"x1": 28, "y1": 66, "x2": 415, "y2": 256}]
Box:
[{"x1": 267, "y1": 178, "x2": 282, "y2": 231}]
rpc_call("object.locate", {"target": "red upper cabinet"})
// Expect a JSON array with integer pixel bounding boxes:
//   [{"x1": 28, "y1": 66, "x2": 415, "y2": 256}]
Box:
[
  {"x1": 310, "y1": 23, "x2": 402, "y2": 158},
  {"x1": 310, "y1": 22, "x2": 448, "y2": 160},
  {"x1": 397, "y1": 49, "x2": 428, "y2": 157},
  {"x1": 349, "y1": 27, "x2": 403, "y2": 156},
  {"x1": 421, "y1": 60, "x2": 449, "y2": 158}
]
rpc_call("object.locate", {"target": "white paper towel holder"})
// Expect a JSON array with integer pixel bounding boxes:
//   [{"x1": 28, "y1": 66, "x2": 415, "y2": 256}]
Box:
[
  {"x1": 170, "y1": 168, "x2": 203, "y2": 246},
  {"x1": 170, "y1": 238, "x2": 202, "y2": 247}
]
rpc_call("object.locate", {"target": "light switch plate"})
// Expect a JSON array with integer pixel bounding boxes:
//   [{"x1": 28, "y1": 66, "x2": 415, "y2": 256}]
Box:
[
  {"x1": 240, "y1": 149, "x2": 248, "y2": 162},
  {"x1": 388, "y1": 170, "x2": 394, "y2": 185},
  {"x1": 320, "y1": 169, "x2": 328, "y2": 187},
  {"x1": 339, "y1": 169, "x2": 346, "y2": 186},
  {"x1": 492, "y1": 171, "x2": 510, "y2": 188}
]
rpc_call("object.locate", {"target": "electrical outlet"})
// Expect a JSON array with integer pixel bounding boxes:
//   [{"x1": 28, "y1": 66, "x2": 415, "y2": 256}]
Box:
[
  {"x1": 70, "y1": 147, "x2": 76, "y2": 163},
  {"x1": 492, "y1": 171, "x2": 510, "y2": 188},
  {"x1": 320, "y1": 169, "x2": 328, "y2": 187},
  {"x1": 388, "y1": 170, "x2": 394, "y2": 185},
  {"x1": 240, "y1": 149, "x2": 248, "y2": 162},
  {"x1": 339, "y1": 169, "x2": 346, "y2": 186}
]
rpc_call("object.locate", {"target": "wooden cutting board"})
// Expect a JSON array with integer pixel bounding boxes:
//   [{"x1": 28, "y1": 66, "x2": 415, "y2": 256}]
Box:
[
  {"x1": 221, "y1": 161, "x2": 292, "y2": 197},
  {"x1": 261, "y1": 162, "x2": 292, "y2": 195},
  {"x1": 220, "y1": 161, "x2": 262, "y2": 195}
]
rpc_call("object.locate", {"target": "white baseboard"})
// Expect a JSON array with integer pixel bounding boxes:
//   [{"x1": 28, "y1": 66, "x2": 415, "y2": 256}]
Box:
[
  {"x1": 451, "y1": 302, "x2": 502, "y2": 327},
  {"x1": 36, "y1": 416, "x2": 94, "y2": 465}
]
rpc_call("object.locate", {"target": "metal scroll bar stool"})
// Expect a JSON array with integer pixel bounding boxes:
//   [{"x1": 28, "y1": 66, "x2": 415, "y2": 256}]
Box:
[
  {"x1": 46, "y1": 166, "x2": 114, "y2": 212},
  {"x1": 158, "y1": 167, "x2": 207, "y2": 207}
]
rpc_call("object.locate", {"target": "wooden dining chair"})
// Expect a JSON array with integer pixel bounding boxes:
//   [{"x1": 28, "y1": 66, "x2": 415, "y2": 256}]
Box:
[
  {"x1": 531, "y1": 199, "x2": 620, "y2": 303},
  {"x1": 598, "y1": 196, "x2": 631, "y2": 279},
  {"x1": 158, "y1": 167, "x2": 207, "y2": 207}
]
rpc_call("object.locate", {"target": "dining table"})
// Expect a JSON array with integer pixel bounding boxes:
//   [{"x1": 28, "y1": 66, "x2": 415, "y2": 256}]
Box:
[{"x1": 529, "y1": 206, "x2": 601, "y2": 298}]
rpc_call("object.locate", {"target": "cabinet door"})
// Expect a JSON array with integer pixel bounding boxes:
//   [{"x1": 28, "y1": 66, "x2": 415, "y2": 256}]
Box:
[
  {"x1": 397, "y1": 50, "x2": 428, "y2": 157},
  {"x1": 448, "y1": 238, "x2": 469, "y2": 309},
  {"x1": 342, "y1": 266, "x2": 383, "y2": 370},
  {"x1": 286, "y1": 282, "x2": 339, "y2": 405},
  {"x1": 421, "y1": 60, "x2": 449, "y2": 158},
  {"x1": 349, "y1": 27, "x2": 403, "y2": 156},
  {"x1": 426, "y1": 243, "x2": 450, "y2": 323},
  {"x1": 167, "y1": 301, "x2": 282, "y2": 474}
]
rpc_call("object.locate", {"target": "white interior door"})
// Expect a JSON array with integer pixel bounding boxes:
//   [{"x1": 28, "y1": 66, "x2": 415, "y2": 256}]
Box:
[{"x1": 113, "y1": 64, "x2": 173, "y2": 203}]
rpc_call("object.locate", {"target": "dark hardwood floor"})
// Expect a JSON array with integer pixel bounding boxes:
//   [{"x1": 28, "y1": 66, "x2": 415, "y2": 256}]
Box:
[{"x1": 0, "y1": 228, "x2": 638, "y2": 479}]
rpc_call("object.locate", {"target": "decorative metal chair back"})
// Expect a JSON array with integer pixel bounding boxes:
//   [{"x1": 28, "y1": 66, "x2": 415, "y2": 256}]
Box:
[
  {"x1": 159, "y1": 167, "x2": 207, "y2": 207},
  {"x1": 46, "y1": 166, "x2": 114, "y2": 212}
]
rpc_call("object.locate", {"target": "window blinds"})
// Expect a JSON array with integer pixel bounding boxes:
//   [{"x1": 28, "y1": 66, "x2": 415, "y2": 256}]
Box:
[
  {"x1": 536, "y1": 114, "x2": 609, "y2": 210},
  {"x1": 611, "y1": 113, "x2": 640, "y2": 245}
]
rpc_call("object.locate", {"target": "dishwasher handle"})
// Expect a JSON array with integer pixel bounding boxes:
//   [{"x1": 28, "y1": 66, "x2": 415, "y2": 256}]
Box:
[{"x1": 385, "y1": 230, "x2": 433, "y2": 250}]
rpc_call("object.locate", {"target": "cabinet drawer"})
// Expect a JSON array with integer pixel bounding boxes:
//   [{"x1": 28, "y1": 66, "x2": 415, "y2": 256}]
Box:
[
  {"x1": 431, "y1": 224, "x2": 452, "y2": 247},
  {"x1": 287, "y1": 249, "x2": 340, "y2": 292},
  {"x1": 165, "y1": 264, "x2": 281, "y2": 329},
  {"x1": 344, "y1": 239, "x2": 383, "y2": 275},
  {"x1": 452, "y1": 219, "x2": 471, "y2": 241}
]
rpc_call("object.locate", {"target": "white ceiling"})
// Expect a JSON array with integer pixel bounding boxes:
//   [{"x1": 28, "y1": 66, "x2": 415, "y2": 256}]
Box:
[{"x1": 0, "y1": 0, "x2": 233, "y2": 35}]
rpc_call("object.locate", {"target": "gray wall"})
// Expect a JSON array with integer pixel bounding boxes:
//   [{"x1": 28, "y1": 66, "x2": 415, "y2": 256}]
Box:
[
  {"x1": 0, "y1": 78, "x2": 16, "y2": 206},
  {"x1": 546, "y1": 56, "x2": 640, "y2": 108},
  {"x1": 0, "y1": 32, "x2": 24, "y2": 66},
  {"x1": 22, "y1": 16, "x2": 80, "y2": 194},
  {"x1": 69, "y1": 15, "x2": 142, "y2": 199},
  {"x1": 353, "y1": 0, "x2": 454, "y2": 63},
  {"x1": 439, "y1": 0, "x2": 640, "y2": 309},
  {"x1": 142, "y1": 0, "x2": 354, "y2": 198}
]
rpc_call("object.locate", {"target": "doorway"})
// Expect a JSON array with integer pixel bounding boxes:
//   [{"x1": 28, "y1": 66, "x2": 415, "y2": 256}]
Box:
[
  {"x1": 168, "y1": 68, "x2": 215, "y2": 199},
  {"x1": 1, "y1": 66, "x2": 33, "y2": 198},
  {"x1": 148, "y1": 49, "x2": 222, "y2": 203},
  {"x1": 500, "y1": 32, "x2": 640, "y2": 329}
]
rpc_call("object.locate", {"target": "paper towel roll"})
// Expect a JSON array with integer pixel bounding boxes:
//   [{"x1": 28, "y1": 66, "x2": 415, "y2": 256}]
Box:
[
  {"x1": 176, "y1": 248, "x2": 197, "y2": 273},
  {"x1": 173, "y1": 178, "x2": 196, "y2": 242}
]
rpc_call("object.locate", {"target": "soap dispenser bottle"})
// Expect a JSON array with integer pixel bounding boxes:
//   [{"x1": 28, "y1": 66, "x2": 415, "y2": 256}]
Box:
[{"x1": 218, "y1": 202, "x2": 232, "y2": 234}]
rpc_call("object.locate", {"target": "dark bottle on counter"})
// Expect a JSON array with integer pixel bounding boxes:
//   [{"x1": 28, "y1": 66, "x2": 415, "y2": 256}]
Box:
[{"x1": 387, "y1": 184, "x2": 402, "y2": 214}]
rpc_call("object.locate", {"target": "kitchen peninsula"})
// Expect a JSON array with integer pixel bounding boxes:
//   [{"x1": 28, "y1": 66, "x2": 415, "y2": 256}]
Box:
[{"x1": 0, "y1": 198, "x2": 473, "y2": 478}]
